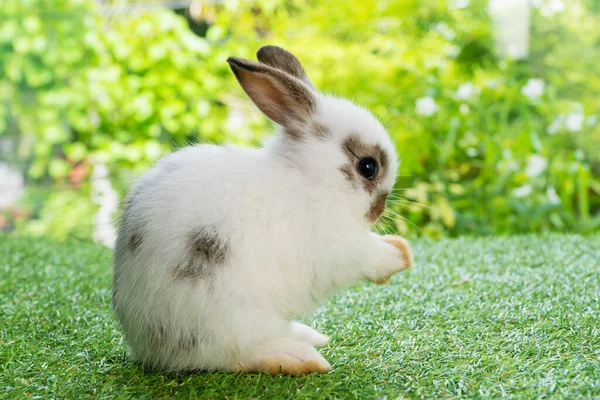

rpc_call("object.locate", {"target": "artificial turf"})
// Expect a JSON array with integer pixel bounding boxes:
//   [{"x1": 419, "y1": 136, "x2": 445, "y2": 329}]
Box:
[{"x1": 1, "y1": 233, "x2": 599, "y2": 399}]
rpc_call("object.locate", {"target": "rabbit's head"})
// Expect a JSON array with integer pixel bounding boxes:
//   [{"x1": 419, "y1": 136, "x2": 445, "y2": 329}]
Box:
[{"x1": 228, "y1": 46, "x2": 398, "y2": 225}]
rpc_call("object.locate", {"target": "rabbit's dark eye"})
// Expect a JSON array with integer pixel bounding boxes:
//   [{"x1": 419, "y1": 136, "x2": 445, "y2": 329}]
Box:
[{"x1": 357, "y1": 157, "x2": 378, "y2": 180}]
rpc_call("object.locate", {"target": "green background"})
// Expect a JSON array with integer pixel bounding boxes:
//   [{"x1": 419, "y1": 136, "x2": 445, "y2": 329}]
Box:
[{"x1": 1, "y1": 0, "x2": 599, "y2": 239}]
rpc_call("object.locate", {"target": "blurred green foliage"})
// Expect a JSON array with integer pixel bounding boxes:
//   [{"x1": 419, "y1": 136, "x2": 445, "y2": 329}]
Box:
[{"x1": 1, "y1": 0, "x2": 599, "y2": 239}]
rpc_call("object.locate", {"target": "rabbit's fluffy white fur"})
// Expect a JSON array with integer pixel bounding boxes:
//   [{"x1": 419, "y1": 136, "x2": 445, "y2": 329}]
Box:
[{"x1": 113, "y1": 46, "x2": 412, "y2": 375}]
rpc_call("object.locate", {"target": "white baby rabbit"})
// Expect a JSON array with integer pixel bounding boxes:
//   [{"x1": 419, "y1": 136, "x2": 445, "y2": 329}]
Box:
[{"x1": 113, "y1": 45, "x2": 412, "y2": 375}]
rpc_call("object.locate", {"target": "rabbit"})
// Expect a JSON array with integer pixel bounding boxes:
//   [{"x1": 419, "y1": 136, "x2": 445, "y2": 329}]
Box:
[{"x1": 112, "y1": 45, "x2": 413, "y2": 376}]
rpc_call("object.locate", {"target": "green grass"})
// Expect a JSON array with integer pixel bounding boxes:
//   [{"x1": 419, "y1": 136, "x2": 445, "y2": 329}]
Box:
[{"x1": 1, "y1": 234, "x2": 599, "y2": 399}]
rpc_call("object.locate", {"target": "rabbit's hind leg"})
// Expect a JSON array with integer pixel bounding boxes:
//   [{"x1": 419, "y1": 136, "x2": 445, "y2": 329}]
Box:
[
  {"x1": 290, "y1": 321, "x2": 330, "y2": 347},
  {"x1": 231, "y1": 337, "x2": 331, "y2": 376}
]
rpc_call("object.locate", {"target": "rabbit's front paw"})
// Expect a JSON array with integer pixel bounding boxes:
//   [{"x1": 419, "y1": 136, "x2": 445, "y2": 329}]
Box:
[{"x1": 372, "y1": 235, "x2": 413, "y2": 285}]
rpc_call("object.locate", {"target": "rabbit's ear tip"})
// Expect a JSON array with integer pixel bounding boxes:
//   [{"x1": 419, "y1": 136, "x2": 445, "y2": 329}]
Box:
[
  {"x1": 226, "y1": 56, "x2": 245, "y2": 65},
  {"x1": 226, "y1": 57, "x2": 262, "y2": 73},
  {"x1": 257, "y1": 45, "x2": 285, "y2": 55},
  {"x1": 255, "y1": 45, "x2": 314, "y2": 89}
]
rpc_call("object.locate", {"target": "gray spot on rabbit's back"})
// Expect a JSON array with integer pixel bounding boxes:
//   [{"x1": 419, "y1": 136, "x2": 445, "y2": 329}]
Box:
[
  {"x1": 129, "y1": 232, "x2": 143, "y2": 253},
  {"x1": 189, "y1": 228, "x2": 229, "y2": 264},
  {"x1": 147, "y1": 325, "x2": 200, "y2": 353},
  {"x1": 149, "y1": 324, "x2": 166, "y2": 348},
  {"x1": 177, "y1": 334, "x2": 199, "y2": 353},
  {"x1": 173, "y1": 228, "x2": 229, "y2": 280}
]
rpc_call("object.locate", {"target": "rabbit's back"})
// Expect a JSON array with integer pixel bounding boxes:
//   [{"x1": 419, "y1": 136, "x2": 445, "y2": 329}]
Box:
[
  {"x1": 117, "y1": 144, "x2": 265, "y2": 255},
  {"x1": 112, "y1": 144, "x2": 278, "y2": 370}
]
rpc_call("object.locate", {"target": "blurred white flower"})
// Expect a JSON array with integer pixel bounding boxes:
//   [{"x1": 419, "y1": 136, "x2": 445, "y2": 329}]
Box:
[
  {"x1": 466, "y1": 147, "x2": 477, "y2": 157},
  {"x1": 459, "y1": 104, "x2": 470, "y2": 115},
  {"x1": 488, "y1": 0, "x2": 522, "y2": 13},
  {"x1": 526, "y1": 155, "x2": 548, "y2": 177},
  {"x1": 512, "y1": 184, "x2": 533, "y2": 198},
  {"x1": 521, "y1": 78, "x2": 545, "y2": 99},
  {"x1": 484, "y1": 79, "x2": 499, "y2": 88},
  {"x1": 451, "y1": 0, "x2": 470, "y2": 9},
  {"x1": 133, "y1": 94, "x2": 153, "y2": 120},
  {"x1": 91, "y1": 163, "x2": 118, "y2": 248},
  {"x1": 226, "y1": 109, "x2": 246, "y2": 130},
  {"x1": 435, "y1": 22, "x2": 456, "y2": 40},
  {"x1": 565, "y1": 112, "x2": 584, "y2": 132},
  {"x1": 546, "y1": 186, "x2": 561, "y2": 205},
  {"x1": 537, "y1": 0, "x2": 566, "y2": 17},
  {"x1": 586, "y1": 115, "x2": 597, "y2": 127},
  {"x1": 455, "y1": 82, "x2": 478, "y2": 100},
  {"x1": 415, "y1": 96, "x2": 438, "y2": 117},
  {"x1": 546, "y1": 116, "x2": 564, "y2": 135},
  {"x1": 446, "y1": 45, "x2": 461, "y2": 57},
  {"x1": 0, "y1": 162, "x2": 24, "y2": 208},
  {"x1": 226, "y1": 109, "x2": 253, "y2": 139}
]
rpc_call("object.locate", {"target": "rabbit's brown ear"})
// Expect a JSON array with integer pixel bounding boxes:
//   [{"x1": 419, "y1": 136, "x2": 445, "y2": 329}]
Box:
[
  {"x1": 227, "y1": 56, "x2": 316, "y2": 127},
  {"x1": 256, "y1": 45, "x2": 314, "y2": 89}
]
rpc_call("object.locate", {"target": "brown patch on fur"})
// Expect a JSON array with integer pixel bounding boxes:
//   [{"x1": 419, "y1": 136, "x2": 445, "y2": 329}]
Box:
[
  {"x1": 148, "y1": 325, "x2": 199, "y2": 354},
  {"x1": 339, "y1": 164, "x2": 357, "y2": 188},
  {"x1": 283, "y1": 121, "x2": 330, "y2": 142},
  {"x1": 342, "y1": 134, "x2": 390, "y2": 171},
  {"x1": 363, "y1": 179, "x2": 378, "y2": 194},
  {"x1": 177, "y1": 334, "x2": 199, "y2": 352},
  {"x1": 284, "y1": 127, "x2": 304, "y2": 142},
  {"x1": 129, "y1": 232, "x2": 143, "y2": 253},
  {"x1": 173, "y1": 228, "x2": 229, "y2": 280},
  {"x1": 341, "y1": 133, "x2": 390, "y2": 194},
  {"x1": 382, "y1": 235, "x2": 413, "y2": 270},
  {"x1": 367, "y1": 236, "x2": 412, "y2": 285},
  {"x1": 227, "y1": 57, "x2": 315, "y2": 127},
  {"x1": 188, "y1": 228, "x2": 228, "y2": 264},
  {"x1": 372, "y1": 275, "x2": 392, "y2": 286},
  {"x1": 311, "y1": 121, "x2": 330, "y2": 139},
  {"x1": 366, "y1": 191, "x2": 389, "y2": 223},
  {"x1": 256, "y1": 45, "x2": 314, "y2": 88},
  {"x1": 149, "y1": 325, "x2": 166, "y2": 348}
]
